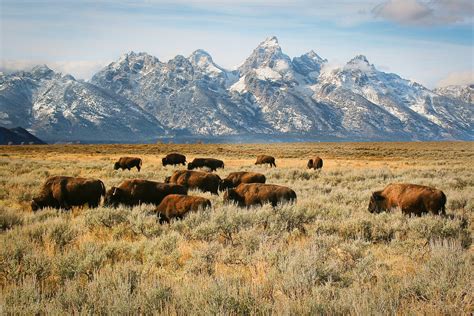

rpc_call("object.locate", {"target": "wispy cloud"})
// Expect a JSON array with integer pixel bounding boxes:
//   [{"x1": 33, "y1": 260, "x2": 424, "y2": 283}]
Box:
[
  {"x1": 373, "y1": 0, "x2": 474, "y2": 26},
  {"x1": 437, "y1": 70, "x2": 474, "y2": 87},
  {"x1": 1, "y1": 60, "x2": 107, "y2": 79}
]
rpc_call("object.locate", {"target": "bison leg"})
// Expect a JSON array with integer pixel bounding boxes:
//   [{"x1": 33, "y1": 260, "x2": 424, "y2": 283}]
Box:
[{"x1": 136, "y1": 166, "x2": 141, "y2": 172}]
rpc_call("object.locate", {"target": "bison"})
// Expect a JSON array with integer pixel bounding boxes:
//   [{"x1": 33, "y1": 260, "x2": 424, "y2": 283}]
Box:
[
  {"x1": 187, "y1": 158, "x2": 224, "y2": 171},
  {"x1": 255, "y1": 155, "x2": 276, "y2": 168},
  {"x1": 31, "y1": 176, "x2": 106, "y2": 211},
  {"x1": 155, "y1": 194, "x2": 211, "y2": 223},
  {"x1": 307, "y1": 157, "x2": 323, "y2": 170},
  {"x1": 162, "y1": 153, "x2": 186, "y2": 167},
  {"x1": 104, "y1": 179, "x2": 187, "y2": 207},
  {"x1": 219, "y1": 171, "x2": 266, "y2": 191},
  {"x1": 223, "y1": 183, "x2": 296, "y2": 207},
  {"x1": 368, "y1": 183, "x2": 446, "y2": 216},
  {"x1": 165, "y1": 170, "x2": 221, "y2": 195},
  {"x1": 114, "y1": 157, "x2": 142, "y2": 172}
]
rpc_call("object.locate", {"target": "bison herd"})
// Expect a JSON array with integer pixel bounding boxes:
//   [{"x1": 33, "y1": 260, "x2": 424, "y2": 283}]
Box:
[{"x1": 31, "y1": 152, "x2": 448, "y2": 223}]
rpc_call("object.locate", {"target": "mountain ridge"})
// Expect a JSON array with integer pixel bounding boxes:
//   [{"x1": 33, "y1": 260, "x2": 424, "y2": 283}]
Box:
[{"x1": 1, "y1": 36, "x2": 472, "y2": 142}]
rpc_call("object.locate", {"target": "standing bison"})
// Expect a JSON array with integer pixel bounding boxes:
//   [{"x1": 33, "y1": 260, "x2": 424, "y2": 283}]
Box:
[
  {"x1": 165, "y1": 170, "x2": 222, "y2": 195},
  {"x1": 223, "y1": 183, "x2": 296, "y2": 207},
  {"x1": 155, "y1": 194, "x2": 211, "y2": 223},
  {"x1": 31, "y1": 176, "x2": 106, "y2": 211},
  {"x1": 368, "y1": 183, "x2": 446, "y2": 216},
  {"x1": 162, "y1": 153, "x2": 186, "y2": 167},
  {"x1": 104, "y1": 179, "x2": 187, "y2": 207},
  {"x1": 255, "y1": 155, "x2": 276, "y2": 168},
  {"x1": 187, "y1": 158, "x2": 224, "y2": 171},
  {"x1": 114, "y1": 157, "x2": 142, "y2": 172},
  {"x1": 219, "y1": 171, "x2": 266, "y2": 191},
  {"x1": 307, "y1": 157, "x2": 323, "y2": 170}
]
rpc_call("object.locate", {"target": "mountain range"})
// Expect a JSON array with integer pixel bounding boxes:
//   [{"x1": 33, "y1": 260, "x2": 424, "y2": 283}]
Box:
[{"x1": 1, "y1": 36, "x2": 472, "y2": 142}]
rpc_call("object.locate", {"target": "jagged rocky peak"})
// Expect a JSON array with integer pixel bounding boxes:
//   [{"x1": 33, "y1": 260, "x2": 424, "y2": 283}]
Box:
[
  {"x1": 113, "y1": 51, "x2": 160, "y2": 73},
  {"x1": 345, "y1": 55, "x2": 376, "y2": 72},
  {"x1": 30, "y1": 65, "x2": 55, "y2": 79},
  {"x1": 293, "y1": 50, "x2": 327, "y2": 77},
  {"x1": 238, "y1": 36, "x2": 291, "y2": 74},
  {"x1": 188, "y1": 49, "x2": 224, "y2": 74}
]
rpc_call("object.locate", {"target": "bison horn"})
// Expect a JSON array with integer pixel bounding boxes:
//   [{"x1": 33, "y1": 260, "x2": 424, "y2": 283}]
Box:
[{"x1": 112, "y1": 187, "x2": 118, "y2": 196}]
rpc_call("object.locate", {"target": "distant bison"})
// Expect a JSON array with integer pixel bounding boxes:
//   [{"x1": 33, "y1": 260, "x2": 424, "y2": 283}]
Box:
[
  {"x1": 155, "y1": 194, "x2": 211, "y2": 223},
  {"x1": 31, "y1": 176, "x2": 105, "y2": 211},
  {"x1": 187, "y1": 158, "x2": 224, "y2": 171},
  {"x1": 165, "y1": 170, "x2": 221, "y2": 195},
  {"x1": 104, "y1": 179, "x2": 187, "y2": 207},
  {"x1": 223, "y1": 183, "x2": 296, "y2": 207},
  {"x1": 219, "y1": 171, "x2": 266, "y2": 191},
  {"x1": 368, "y1": 183, "x2": 446, "y2": 216},
  {"x1": 255, "y1": 155, "x2": 276, "y2": 167},
  {"x1": 114, "y1": 157, "x2": 142, "y2": 172},
  {"x1": 307, "y1": 157, "x2": 323, "y2": 170},
  {"x1": 162, "y1": 153, "x2": 186, "y2": 167}
]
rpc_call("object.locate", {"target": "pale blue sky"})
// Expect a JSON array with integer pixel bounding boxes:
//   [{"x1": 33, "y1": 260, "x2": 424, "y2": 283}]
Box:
[{"x1": 1, "y1": 0, "x2": 473, "y2": 88}]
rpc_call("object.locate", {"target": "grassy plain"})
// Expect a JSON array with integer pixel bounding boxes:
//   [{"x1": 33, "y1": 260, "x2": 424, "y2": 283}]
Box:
[{"x1": 0, "y1": 142, "x2": 473, "y2": 314}]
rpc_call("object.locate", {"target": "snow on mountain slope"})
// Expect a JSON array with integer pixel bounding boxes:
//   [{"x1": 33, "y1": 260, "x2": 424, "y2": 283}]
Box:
[
  {"x1": 0, "y1": 65, "x2": 163, "y2": 142},
  {"x1": 434, "y1": 84, "x2": 474, "y2": 105},
  {"x1": 2, "y1": 36, "x2": 472, "y2": 142}
]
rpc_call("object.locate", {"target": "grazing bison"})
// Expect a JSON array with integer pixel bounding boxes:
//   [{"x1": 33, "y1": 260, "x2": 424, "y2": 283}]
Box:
[
  {"x1": 368, "y1": 183, "x2": 446, "y2": 216},
  {"x1": 31, "y1": 176, "x2": 106, "y2": 211},
  {"x1": 114, "y1": 157, "x2": 142, "y2": 172},
  {"x1": 104, "y1": 179, "x2": 187, "y2": 207},
  {"x1": 165, "y1": 170, "x2": 221, "y2": 195},
  {"x1": 307, "y1": 157, "x2": 323, "y2": 170},
  {"x1": 223, "y1": 183, "x2": 296, "y2": 207},
  {"x1": 162, "y1": 153, "x2": 186, "y2": 167},
  {"x1": 187, "y1": 158, "x2": 224, "y2": 171},
  {"x1": 155, "y1": 194, "x2": 211, "y2": 223},
  {"x1": 219, "y1": 171, "x2": 266, "y2": 191},
  {"x1": 255, "y1": 155, "x2": 276, "y2": 167}
]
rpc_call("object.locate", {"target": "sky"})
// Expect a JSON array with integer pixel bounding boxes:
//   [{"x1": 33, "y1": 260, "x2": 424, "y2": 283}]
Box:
[{"x1": 0, "y1": 0, "x2": 473, "y2": 88}]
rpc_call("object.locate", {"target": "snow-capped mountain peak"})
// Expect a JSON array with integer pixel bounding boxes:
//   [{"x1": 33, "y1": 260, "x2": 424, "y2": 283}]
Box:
[{"x1": 189, "y1": 49, "x2": 224, "y2": 75}]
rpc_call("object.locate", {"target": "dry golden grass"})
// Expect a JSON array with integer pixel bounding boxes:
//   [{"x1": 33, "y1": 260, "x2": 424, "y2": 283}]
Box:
[{"x1": 0, "y1": 142, "x2": 473, "y2": 314}]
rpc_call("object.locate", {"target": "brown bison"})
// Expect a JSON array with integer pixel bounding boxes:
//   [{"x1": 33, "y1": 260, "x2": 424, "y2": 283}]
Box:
[
  {"x1": 219, "y1": 171, "x2": 266, "y2": 191},
  {"x1": 255, "y1": 155, "x2": 276, "y2": 167},
  {"x1": 114, "y1": 157, "x2": 142, "y2": 172},
  {"x1": 31, "y1": 176, "x2": 106, "y2": 211},
  {"x1": 223, "y1": 183, "x2": 296, "y2": 207},
  {"x1": 187, "y1": 158, "x2": 224, "y2": 171},
  {"x1": 155, "y1": 194, "x2": 211, "y2": 223},
  {"x1": 162, "y1": 153, "x2": 186, "y2": 167},
  {"x1": 307, "y1": 157, "x2": 323, "y2": 170},
  {"x1": 165, "y1": 170, "x2": 221, "y2": 195},
  {"x1": 104, "y1": 179, "x2": 187, "y2": 207},
  {"x1": 368, "y1": 183, "x2": 446, "y2": 216}
]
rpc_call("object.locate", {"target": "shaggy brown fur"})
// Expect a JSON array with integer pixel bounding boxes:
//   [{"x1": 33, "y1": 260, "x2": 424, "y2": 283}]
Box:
[
  {"x1": 223, "y1": 183, "x2": 296, "y2": 207},
  {"x1": 219, "y1": 171, "x2": 266, "y2": 191},
  {"x1": 255, "y1": 155, "x2": 276, "y2": 167},
  {"x1": 155, "y1": 194, "x2": 211, "y2": 223},
  {"x1": 368, "y1": 183, "x2": 446, "y2": 216},
  {"x1": 114, "y1": 157, "x2": 142, "y2": 172},
  {"x1": 187, "y1": 158, "x2": 224, "y2": 171},
  {"x1": 104, "y1": 179, "x2": 187, "y2": 207},
  {"x1": 307, "y1": 157, "x2": 323, "y2": 170},
  {"x1": 166, "y1": 170, "x2": 221, "y2": 195},
  {"x1": 162, "y1": 153, "x2": 186, "y2": 166},
  {"x1": 31, "y1": 176, "x2": 106, "y2": 211}
]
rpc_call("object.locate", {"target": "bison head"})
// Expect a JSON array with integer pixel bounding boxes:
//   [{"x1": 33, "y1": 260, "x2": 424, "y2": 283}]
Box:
[
  {"x1": 104, "y1": 187, "x2": 122, "y2": 207},
  {"x1": 187, "y1": 163, "x2": 195, "y2": 170},
  {"x1": 113, "y1": 162, "x2": 120, "y2": 170},
  {"x1": 31, "y1": 198, "x2": 42, "y2": 212},
  {"x1": 307, "y1": 159, "x2": 313, "y2": 169},
  {"x1": 161, "y1": 158, "x2": 168, "y2": 166},
  {"x1": 368, "y1": 191, "x2": 385, "y2": 213},
  {"x1": 164, "y1": 176, "x2": 171, "y2": 183},
  {"x1": 219, "y1": 179, "x2": 234, "y2": 192},
  {"x1": 223, "y1": 189, "x2": 244, "y2": 206}
]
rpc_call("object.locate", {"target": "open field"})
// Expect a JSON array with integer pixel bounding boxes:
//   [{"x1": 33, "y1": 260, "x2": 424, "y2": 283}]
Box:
[{"x1": 0, "y1": 142, "x2": 473, "y2": 314}]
